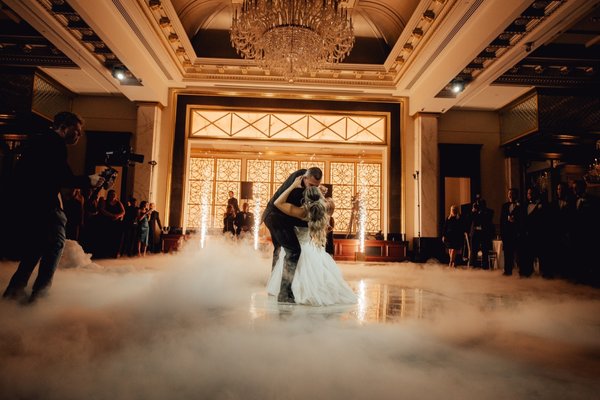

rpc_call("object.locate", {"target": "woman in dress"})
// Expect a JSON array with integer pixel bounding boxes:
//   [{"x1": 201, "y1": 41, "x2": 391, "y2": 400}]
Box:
[
  {"x1": 136, "y1": 201, "x2": 151, "y2": 257},
  {"x1": 441, "y1": 204, "x2": 465, "y2": 268},
  {"x1": 267, "y1": 176, "x2": 356, "y2": 306}
]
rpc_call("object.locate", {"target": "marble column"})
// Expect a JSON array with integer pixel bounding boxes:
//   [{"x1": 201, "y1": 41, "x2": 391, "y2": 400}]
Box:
[
  {"x1": 414, "y1": 113, "x2": 440, "y2": 238},
  {"x1": 133, "y1": 102, "x2": 162, "y2": 203}
]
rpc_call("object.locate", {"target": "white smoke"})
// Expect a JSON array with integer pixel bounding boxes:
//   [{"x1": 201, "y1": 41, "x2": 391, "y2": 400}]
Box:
[{"x1": 0, "y1": 238, "x2": 598, "y2": 400}]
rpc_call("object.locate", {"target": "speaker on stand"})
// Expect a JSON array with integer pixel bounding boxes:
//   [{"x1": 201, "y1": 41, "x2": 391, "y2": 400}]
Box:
[{"x1": 241, "y1": 181, "x2": 253, "y2": 200}]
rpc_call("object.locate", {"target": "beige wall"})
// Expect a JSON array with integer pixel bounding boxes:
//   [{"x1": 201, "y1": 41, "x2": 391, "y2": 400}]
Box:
[
  {"x1": 438, "y1": 110, "x2": 505, "y2": 224},
  {"x1": 67, "y1": 95, "x2": 137, "y2": 175}
]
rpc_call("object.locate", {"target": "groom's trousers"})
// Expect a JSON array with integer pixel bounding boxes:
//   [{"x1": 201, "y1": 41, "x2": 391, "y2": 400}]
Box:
[{"x1": 264, "y1": 214, "x2": 301, "y2": 302}]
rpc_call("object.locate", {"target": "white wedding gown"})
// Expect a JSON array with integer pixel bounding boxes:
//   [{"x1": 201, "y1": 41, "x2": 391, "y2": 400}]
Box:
[{"x1": 267, "y1": 227, "x2": 357, "y2": 306}]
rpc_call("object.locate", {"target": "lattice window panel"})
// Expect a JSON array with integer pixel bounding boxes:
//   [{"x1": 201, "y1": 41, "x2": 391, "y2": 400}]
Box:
[
  {"x1": 330, "y1": 162, "x2": 381, "y2": 234},
  {"x1": 214, "y1": 159, "x2": 241, "y2": 229},
  {"x1": 186, "y1": 158, "x2": 214, "y2": 229},
  {"x1": 190, "y1": 109, "x2": 386, "y2": 144},
  {"x1": 299, "y1": 161, "x2": 325, "y2": 172},
  {"x1": 186, "y1": 156, "x2": 381, "y2": 234},
  {"x1": 273, "y1": 160, "x2": 298, "y2": 193},
  {"x1": 246, "y1": 160, "x2": 272, "y2": 212}
]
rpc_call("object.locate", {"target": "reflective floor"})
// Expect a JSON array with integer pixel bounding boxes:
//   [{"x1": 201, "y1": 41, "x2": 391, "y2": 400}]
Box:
[{"x1": 250, "y1": 283, "x2": 447, "y2": 323}]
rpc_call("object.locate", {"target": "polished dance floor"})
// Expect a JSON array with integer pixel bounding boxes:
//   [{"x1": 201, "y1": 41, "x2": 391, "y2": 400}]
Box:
[{"x1": 0, "y1": 238, "x2": 598, "y2": 400}]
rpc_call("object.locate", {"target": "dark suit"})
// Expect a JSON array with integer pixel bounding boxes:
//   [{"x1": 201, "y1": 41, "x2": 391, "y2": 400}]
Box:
[
  {"x1": 235, "y1": 211, "x2": 254, "y2": 235},
  {"x1": 3, "y1": 131, "x2": 91, "y2": 300},
  {"x1": 469, "y1": 208, "x2": 494, "y2": 268},
  {"x1": 521, "y1": 200, "x2": 548, "y2": 277},
  {"x1": 500, "y1": 201, "x2": 523, "y2": 275},
  {"x1": 227, "y1": 197, "x2": 240, "y2": 213},
  {"x1": 262, "y1": 169, "x2": 308, "y2": 302}
]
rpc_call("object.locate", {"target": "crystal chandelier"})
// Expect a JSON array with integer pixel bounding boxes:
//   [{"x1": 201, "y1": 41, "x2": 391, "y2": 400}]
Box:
[{"x1": 231, "y1": 0, "x2": 355, "y2": 82}]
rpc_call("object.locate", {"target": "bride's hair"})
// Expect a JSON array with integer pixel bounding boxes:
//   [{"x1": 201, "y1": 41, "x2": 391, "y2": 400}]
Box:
[{"x1": 302, "y1": 186, "x2": 329, "y2": 247}]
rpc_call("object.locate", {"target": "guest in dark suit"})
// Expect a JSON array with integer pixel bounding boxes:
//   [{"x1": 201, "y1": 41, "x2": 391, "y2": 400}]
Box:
[
  {"x1": 227, "y1": 191, "x2": 240, "y2": 213},
  {"x1": 223, "y1": 204, "x2": 237, "y2": 236},
  {"x1": 500, "y1": 188, "x2": 522, "y2": 276},
  {"x1": 548, "y1": 182, "x2": 574, "y2": 278},
  {"x1": 469, "y1": 199, "x2": 494, "y2": 269},
  {"x1": 571, "y1": 180, "x2": 600, "y2": 283},
  {"x1": 262, "y1": 167, "x2": 323, "y2": 303},
  {"x1": 521, "y1": 188, "x2": 548, "y2": 277},
  {"x1": 235, "y1": 202, "x2": 254, "y2": 236}
]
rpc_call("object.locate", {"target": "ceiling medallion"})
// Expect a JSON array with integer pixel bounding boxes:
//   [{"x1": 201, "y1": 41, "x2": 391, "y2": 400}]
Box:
[{"x1": 230, "y1": 0, "x2": 355, "y2": 83}]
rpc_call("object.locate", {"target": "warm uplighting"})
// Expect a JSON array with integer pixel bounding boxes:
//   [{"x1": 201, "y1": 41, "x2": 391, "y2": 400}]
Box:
[{"x1": 230, "y1": 0, "x2": 355, "y2": 82}]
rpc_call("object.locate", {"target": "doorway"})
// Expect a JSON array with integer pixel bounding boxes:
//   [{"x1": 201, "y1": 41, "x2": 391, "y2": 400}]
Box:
[{"x1": 444, "y1": 177, "x2": 471, "y2": 218}]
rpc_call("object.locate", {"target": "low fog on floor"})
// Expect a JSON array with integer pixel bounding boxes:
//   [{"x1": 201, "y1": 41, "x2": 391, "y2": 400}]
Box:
[{"x1": 0, "y1": 238, "x2": 599, "y2": 400}]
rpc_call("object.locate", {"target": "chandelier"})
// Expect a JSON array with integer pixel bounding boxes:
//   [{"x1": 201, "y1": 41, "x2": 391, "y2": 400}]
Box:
[{"x1": 231, "y1": 0, "x2": 355, "y2": 82}]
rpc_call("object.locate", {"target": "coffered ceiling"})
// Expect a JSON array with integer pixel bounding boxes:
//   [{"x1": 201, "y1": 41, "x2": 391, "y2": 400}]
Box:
[{"x1": 1, "y1": 0, "x2": 599, "y2": 114}]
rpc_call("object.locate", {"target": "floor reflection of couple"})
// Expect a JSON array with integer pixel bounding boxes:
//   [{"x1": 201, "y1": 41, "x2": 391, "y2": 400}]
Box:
[{"x1": 263, "y1": 168, "x2": 356, "y2": 306}]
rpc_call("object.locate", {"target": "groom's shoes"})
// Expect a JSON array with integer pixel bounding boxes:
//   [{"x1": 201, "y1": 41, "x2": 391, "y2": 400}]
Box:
[{"x1": 277, "y1": 293, "x2": 295, "y2": 304}]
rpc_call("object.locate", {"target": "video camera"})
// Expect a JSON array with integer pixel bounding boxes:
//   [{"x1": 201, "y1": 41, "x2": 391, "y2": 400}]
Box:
[
  {"x1": 105, "y1": 146, "x2": 145, "y2": 165},
  {"x1": 94, "y1": 147, "x2": 145, "y2": 193}
]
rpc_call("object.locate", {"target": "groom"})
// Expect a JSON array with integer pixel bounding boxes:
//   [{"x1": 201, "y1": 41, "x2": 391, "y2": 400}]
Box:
[{"x1": 262, "y1": 167, "x2": 323, "y2": 303}]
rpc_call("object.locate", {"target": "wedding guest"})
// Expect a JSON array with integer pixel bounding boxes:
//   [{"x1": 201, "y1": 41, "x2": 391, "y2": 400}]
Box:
[
  {"x1": 469, "y1": 199, "x2": 494, "y2": 269},
  {"x1": 442, "y1": 205, "x2": 465, "y2": 268},
  {"x1": 227, "y1": 190, "x2": 240, "y2": 213},
  {"x1": 63, "y1": 188, "x2": 85, "y2": 242},
  {"x1": 500, "y1": 188, "x2": 522, "y2": 276},
  {"x1": 97, "y1": 189, "x2": 125, "y2": 258},
  {"x1": 136, "y1": 200, "x2": 151, "y2": 257},
  {"x1": 235, "y1": 202, "x2": 254, "y2": 236},
  {"x1": 223, "y1": 204, "x2": 237, "y2": 236},
  {"x1": 148, "y1": 202, "x2": 163, "y2": 252},
  {"x1": 121, "y1": 197, "x2": 138, "y2": 257},
  {"x1": 571, "y1": 180, "x2": 600, "y2": 283},
  {"x1": 520, "y1": 188, "x2": 548, "y2": 278},
  {"x1": 548, "y1": 182, "x2": 573, "y2": 278}
]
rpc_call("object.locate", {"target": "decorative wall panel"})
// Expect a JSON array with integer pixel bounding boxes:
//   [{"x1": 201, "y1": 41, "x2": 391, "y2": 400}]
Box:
[
  {"x1": 499, "y1": 93, "x2": 538, "y2": 144},
  {"x1": 190, "y1": 109, "x2": 387, "y2": 144}
]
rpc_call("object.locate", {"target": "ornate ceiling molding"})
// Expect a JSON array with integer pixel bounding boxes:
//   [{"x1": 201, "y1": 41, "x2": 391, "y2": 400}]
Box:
[
  {"x1": 35, "y1": 0, "x2": 141, "y2": 84},
  {"x1": 436, "y1": 0, "x2": 567, "y2": 98}
]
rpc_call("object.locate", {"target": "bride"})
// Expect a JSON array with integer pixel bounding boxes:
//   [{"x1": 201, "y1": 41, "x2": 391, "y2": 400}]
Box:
[{"x1": 267, "y1": 176, "x2": 357, "y2": 306}]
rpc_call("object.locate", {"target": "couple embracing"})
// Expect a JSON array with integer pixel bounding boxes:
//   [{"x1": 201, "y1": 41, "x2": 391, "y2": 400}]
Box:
[{"x1": 262, "y1": 167, "x2": 356, "y2": 306}]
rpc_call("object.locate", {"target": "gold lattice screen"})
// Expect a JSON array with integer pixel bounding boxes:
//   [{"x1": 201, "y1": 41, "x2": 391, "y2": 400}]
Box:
[{"x1": 186, "y1": 156, "x2": 381, "y2": 233}]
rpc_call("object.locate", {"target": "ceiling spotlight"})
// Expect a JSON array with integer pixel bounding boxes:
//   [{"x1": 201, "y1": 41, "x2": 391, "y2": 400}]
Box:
[
  {"x1": 111, "y1": 65, "x2": 127, "y2": 81},
  {"x1": 451, "y1": 81, "x2": 464, "y2": 94},
  {"x1": 109, "y1": 65, "x2": 142, "y2": 86}
]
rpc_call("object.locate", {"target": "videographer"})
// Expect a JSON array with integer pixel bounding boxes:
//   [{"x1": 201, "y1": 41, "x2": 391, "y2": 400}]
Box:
[{"x1": 2, "y1": 111, "x2": 105, "y2": 304}]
